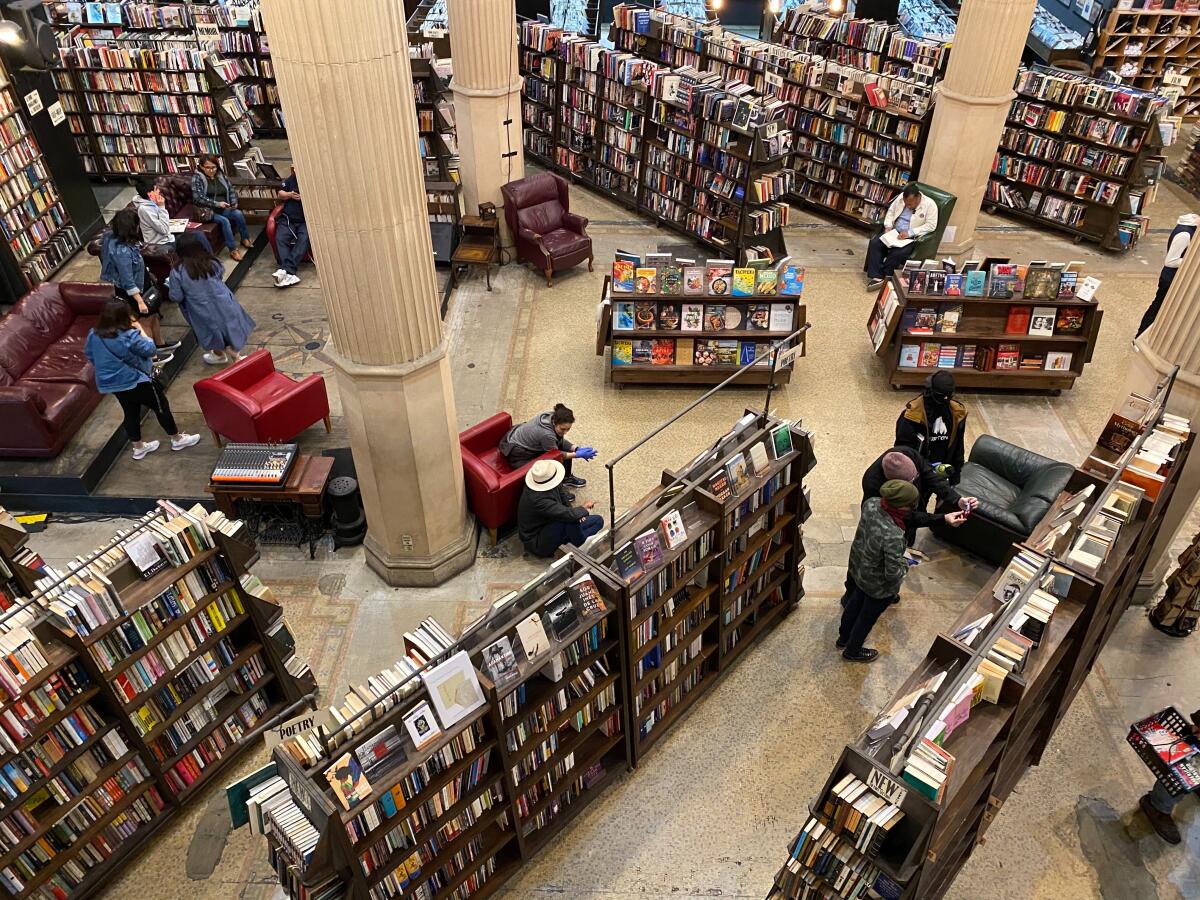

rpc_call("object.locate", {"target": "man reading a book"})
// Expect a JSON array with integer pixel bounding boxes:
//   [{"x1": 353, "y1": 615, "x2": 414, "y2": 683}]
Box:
[{"x1": 865, "y1": 185, "x2": 939, "y2": 290}]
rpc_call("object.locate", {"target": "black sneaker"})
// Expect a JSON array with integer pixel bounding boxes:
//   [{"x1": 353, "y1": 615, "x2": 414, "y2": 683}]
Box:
[
  {"x1": 842, "y1": 648, "x2": 879, "y2": 663},
  {"x1": 564, "y1": 492, "x2": 576, "y2": 503},
  {"x1": 835, "y1": 638, "x2": 847, "y2": 650},
  {"x1": 156, "y1": 339, "x2": 183, "y2": 353},
  {"x1": 564, "y1": 475, "x2": 587, "y2": 488}
]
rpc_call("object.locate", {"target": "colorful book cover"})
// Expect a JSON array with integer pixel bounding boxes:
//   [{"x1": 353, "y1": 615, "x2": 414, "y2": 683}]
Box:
[
  {"x1": 937, "y1": 305, "x2": 962, "y2": 334},
  {"x1": 919, "y1": 343, "x2": 940, "y2": 367},
  {"x1": 731, "y1": 267, "x2": 756, "y2": 297},
  {"x1": 611, "y1": 340, "x2": 633, "y2": 366},
  {"x1": 715, "y1": 339, "x2": 739, "y2": 366},
  {"x1": 943, "y1": 274, "x2": 963, "y2": 296},
  {"x1": 704, "y1": 304, "x2": 726, "y2": 331},
  {"x1": 995, "y1": 342, "x2": 1020, "y2": 369},
  {"x1": 634, "y1": 267, "x2": 657, "y2": 294},
  {"x1": 739, "y1": 341, "x2": 757, "y2": 365},
  {"x1": 899, "y1": 344, "x2": 921, "y2": 367},
  {"x1": 681, "y1": 303, "x2": 704, "y2": 332},
  {"x1": 908, "y1": 270, "x2": 928, "y2": 294},
  {"x1": 1023, "y1": 266, "x2": 1060, "y2": 300},
  {"x1": 694, "y1": 340, "x2": 718, "y2": 366},
  {"x1": 745, "y1": 304, "x2": 771, "y2": 331},
  {"x1": 910, "y1": 308, "x2": 937, "y2": 334},
  {"x1": 632, "y1": 339, "x2": 654, "y2": 364},
  {"x1": 1005, "y1": 305, "x2": 1032, "y2": 334},
  {"x1": 657, "y1": 302, "x2": 681, "y2": 330},
  {"x1": 963, "y1": 270, "x2": 986, "y2": 296},
  {"x1": 651, "y1": 339, "x2": 675, "y2": 365},
  {"x1": 1055, "y1": 306, "x2": 1085, "y2": 333},
  {"x1": 614, "y1": 302, "x2": 635, "y2": 330},
  {"x1": 634, "y1": 301, "x2": 657, "y2": 330},
  {"x1": 1057, "y1": 271, "x2": 1078, "y2": 299},
  {"x1": 1045, "y1": 350, "x2": 1072, "y2": 371},
  {"x1": 660, "y1": 264, "x2": 683, "y2": 295},
  {"x1": 612, "y1": 252, "x2": 638, "y2": 292},
  {"x1": 779, "y1": 265, "x2": 805, "y2": 296},
  {"x1": 755, "y1": 269, "x2": 779, "y2": 296},
  {"x1": 683, "y1": 266, "x2": 706, "y2": 295},
  {"x1": 707, "y1": 260, "x2": 733, "y2": 295}
]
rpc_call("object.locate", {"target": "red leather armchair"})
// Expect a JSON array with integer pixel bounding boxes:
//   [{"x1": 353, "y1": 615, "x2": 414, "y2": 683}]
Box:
[
  {"x1": 0, "y1": 282, "x2": 112, "y2": 458},
  {"x1": 460, "y1": 412, "x2": 560, "y2": 545},
  {"x1": 501, "y1": 173, "x2": 593, "y2": 286},
  {"x1": 266, "y1": 206, "x2": 314, "y2": 266},
  {"x1": 193, "y1": 350, "x2": 331, "y2": 446}
]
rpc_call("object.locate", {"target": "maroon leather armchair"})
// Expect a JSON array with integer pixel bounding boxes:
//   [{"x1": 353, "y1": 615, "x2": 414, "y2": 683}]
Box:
[
  {"x1": 193, "y1": 350, "x2": 331, "y2": 446},
  {"x1": 0, "y1": 282, "x2": 112, "y2": 458},
  {"x1": 501, "y1": 173, "x2": 593, "y2": 286},
  {"x1": 266, "y1": 205, "x2": 314, "y2": 265},
  {"x1": 460, "y1": 412, "x2": 560, "y2": 545}
]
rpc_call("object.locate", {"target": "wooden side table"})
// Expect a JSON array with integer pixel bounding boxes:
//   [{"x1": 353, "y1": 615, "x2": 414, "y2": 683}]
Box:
[
  {"x1": 207, "y1": 454, "x2": 334, "y2": 558},
  {"x1": 451, "y1": 214, "x2": 500, "y2": 290}
]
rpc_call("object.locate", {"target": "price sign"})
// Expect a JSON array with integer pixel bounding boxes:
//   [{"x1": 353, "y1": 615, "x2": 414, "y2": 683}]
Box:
[{"x1": 866, "y1": 766, "x2": 909, "y2": 806}]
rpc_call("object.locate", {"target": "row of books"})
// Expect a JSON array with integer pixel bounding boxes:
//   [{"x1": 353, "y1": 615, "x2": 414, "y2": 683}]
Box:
[
  {"x1": 899, "y1": 341, "x2": 1074, "y2": 373},
  {"x1": 612, "y1": 250, "x2": 804, "y2": 298},
  {"x1": 615, "y1": 299, "x2": 798, "y2": 333}
]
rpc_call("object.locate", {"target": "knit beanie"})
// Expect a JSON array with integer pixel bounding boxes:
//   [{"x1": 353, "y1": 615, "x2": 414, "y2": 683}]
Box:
[
  {"x1": 880, "y1": 479, "x2": 919, "y2": 508},
  {"x1": 881, "y1": 451, "x2": 918, "y2": 483},
  {"x1": 929, "y1": 371, "x2": 956, "y2": 398}
]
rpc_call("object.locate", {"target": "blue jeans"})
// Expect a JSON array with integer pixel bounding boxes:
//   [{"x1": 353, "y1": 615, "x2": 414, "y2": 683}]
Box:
[
  {"x1": 530, "y1": 514, "x2": 603, "y2": 557},
  {"x1": 214, "y1": 208, "x2": 249, "y2": 250},
  {"x1": 276, "y1": 218, "x2": 309, "y2": 275}
]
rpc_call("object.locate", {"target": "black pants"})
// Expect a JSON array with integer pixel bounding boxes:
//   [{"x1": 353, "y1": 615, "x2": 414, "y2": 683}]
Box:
[
  {"x1": 866, "y1": 236, "x2": 917, "y2": 279},
  {"x1": 114, "y1": 380, "x2": 176, "y2": 442},
  {"x1": 528, "y1": 514, "x2": 604, "y2": 557},
  {"x1": 1137, "y1": 267, "x2": 1175, "y2": 337},
  {"x1": 838, "y1": 585, "x2": 893, "y2": 653},
  {"x1": 276, "y1": 218, "x2": 310, "y2": 275}
]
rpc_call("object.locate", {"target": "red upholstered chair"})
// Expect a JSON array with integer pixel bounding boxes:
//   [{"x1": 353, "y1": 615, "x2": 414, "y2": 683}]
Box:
[
  {"x1": 460, "y1": 412, "x2": 560, "y2": 545},
  {"x1": 193, "y1": 350, "x2": 331, "y2": 446},
  {"x1": 266, "y1": 205, "x2": 315, "y2": 265},
  {"x1": 501, "y1": 173, "x2": 592, "y2": 286}
]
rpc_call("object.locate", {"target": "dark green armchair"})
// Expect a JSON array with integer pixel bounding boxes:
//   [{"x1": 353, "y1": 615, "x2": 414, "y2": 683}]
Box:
[{"x1": 867, "y1": 182, "x2": 957, "y2": 264}]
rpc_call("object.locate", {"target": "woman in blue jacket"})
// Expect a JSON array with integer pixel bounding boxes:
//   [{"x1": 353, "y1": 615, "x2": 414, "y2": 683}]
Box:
[
  {"x1": 169, "y1": 233, "x2": 256, "y2": 365},
  {"x1": 85, "y1": 299, "x2": 200, "y2": 460},
  {"x1": 99, "y1": 209, "x2": 178, "y2": 353}
]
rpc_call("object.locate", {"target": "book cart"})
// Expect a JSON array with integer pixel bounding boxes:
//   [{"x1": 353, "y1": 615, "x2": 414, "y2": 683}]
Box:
[
  {"x1": 0, "y1": 507, "x2": 315, "y2": 899},
  {"x1": 1090, "y1": 6, "x2": 1200, "y2": 120},
  {"x1": 984, "y1": 66, "x2": 1167, "y2": 251},
  {"x1": 767, "y1": 372, "x2": 1193, "y2": 900},
  {"x1": 868, "y1": 265, "x2": 1104, "y2": 392}
]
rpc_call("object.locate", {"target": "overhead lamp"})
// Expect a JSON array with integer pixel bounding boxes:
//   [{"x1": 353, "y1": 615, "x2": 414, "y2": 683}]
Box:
[
  {"x1": 711, "y1": 0, "x2": 723, "y2": 11},
  {"x1": 829, "y1": 0, "x2": 846, "y2": 14},
  {"x1": 0, "y1": 0, "x2": 56, "y2": 70},
  {"x1": 768, "y1": 0, "x2": 782, "y2": 13}
]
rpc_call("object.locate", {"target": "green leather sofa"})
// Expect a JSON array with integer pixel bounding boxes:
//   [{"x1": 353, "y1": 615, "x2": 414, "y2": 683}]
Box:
[{"x1": 868, "y1": 182, "x2": 958, "y2": 264}]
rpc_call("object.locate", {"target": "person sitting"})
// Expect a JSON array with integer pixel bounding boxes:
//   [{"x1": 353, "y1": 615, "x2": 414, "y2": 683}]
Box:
[
  {"x1": 518, "y1": 459, "x2": 604, "y2": 557},
  {"x1": 273, "y1": 166, "x2": 309, "y2": 288},
  {"x1": 500, "y1": 403, "x2": 595, "y2": 489},
  {"x1": 133, "y1": 176, "x2": 174, "y2": 250},
  {"x1": 866, "y1": 184, "x2": 939, "y2": 290},
  {"x1": 192, "y1": 155, "x2": 252, "y2": 261},
  {"x1": 169, "y1": 232, "x2": 256, "y2": 366},
  {"x1": 839, "y1": 479, "x2": 917, "y2": 662},
  {"x1": 895, "y1": 371, "x2": 968, "y2": 492}
]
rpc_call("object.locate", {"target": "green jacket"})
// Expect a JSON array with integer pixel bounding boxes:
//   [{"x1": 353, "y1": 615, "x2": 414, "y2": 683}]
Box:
[{"x1": 848, "y1": 498, "x2": 910, "y2": 600}]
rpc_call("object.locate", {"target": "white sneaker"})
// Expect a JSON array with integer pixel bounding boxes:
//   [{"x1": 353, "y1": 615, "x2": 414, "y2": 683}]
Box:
[
  {"x1": 203, "y1": 351, "x2": 227, "y2": 364},
  {"x1": 171, "y1": 433, "x2": 201, "y2": 451},
  {"x1": 271, "y1": 268, "x2": 285, "y2": 285},
  {"x1": 132, "y1": 440, "x2": 160, "y2": 460},
  {"x1": 279, "y1": 273, "x2": 301, "y2": 287}
]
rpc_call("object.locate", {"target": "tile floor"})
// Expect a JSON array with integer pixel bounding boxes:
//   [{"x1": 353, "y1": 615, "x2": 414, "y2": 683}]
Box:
[{"x1": 16, "y1": 163, "x2": 1200, "y2": 900}]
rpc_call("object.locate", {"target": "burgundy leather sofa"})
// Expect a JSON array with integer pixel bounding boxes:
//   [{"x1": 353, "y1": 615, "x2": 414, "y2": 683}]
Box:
[
  {"x1": 501, "y1": 173, "x2": 593, "y2": 286},
  {"x1": 0, "y1": 282, "x2": 113, "y2": 458}
]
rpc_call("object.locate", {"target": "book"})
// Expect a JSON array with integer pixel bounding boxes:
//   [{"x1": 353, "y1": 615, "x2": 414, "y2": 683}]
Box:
[
  {"x1": 963, "y1": 270, "x2": 986, "y2": 296},
  {"x1": 657, "y1": 302, "x2": 681, "y2": 330},
  {"x1": 614, "y1": 302, "x2": 635, "y2": 330},
  {"x1": 515, "y1": 612, "x2": 551, "y2": 658},
  {"x1": 769, "y1": 303, "x2": 794, "y2": 332},
  {"x1": 899, "y1": 344, "x2": 921, "y2": 367},
  {"x1": 995, "y1": 343, "x2": 1020, "y2": 369},
  {"x1": 707, "y1": 260, "x2": 733, "y2": 295},
  {"x1": 908, "y1": 270, "x2": 928, "y2": 294},
  {"x1": 738, "y1": 342, "x2": 757, "y2": 366},
  {"x1": 683, "y1": 266, "x2": 706, "y2": 295},
  {"x1": 633, "y1": 529, "x2": 664, "y2": 567},
  {"x1": 1098, "y1": 413, "x2": 1143, "y2": 454},
  {"x1": 748, "y1": 441, "x2": 770, "y2": 474},
  {"x1": 612, "y1": 251, "x2": 638, "y2": 292},
  {"x1": 634, "y1": 301, "x2": 657, "y2": 330},
  {"x1": 780, "y1": 265, "x2": 804, "y2": 295},
  {"x1": 355, "y1": 725, "x2": 405, "y2": 782},
  {"x1": 402, "y1": 700, "x2": 442, "y2": 750},
  {"x1": 325, "y1": 752, "x2": 372, "y2": 810},
  {"x1": 725, "y1": 452, "x2": 751, "y2": 496},
  {"x1": 614, "y1": 542, "x2": 646, "y2": 582},
  {"x1": 681, "y1": 303, "x2": 704, "y2": 331},
  {"x1": 1076, "y1": 275, "x2": 1101, "y2": 301},
  {"x1": 705, "y1": 304, "x2": 726, "y2": 331},
  {"x1": 480, "y1": 635, "x2": 519, "y2": 687},
  {"x1": 708, "y1": 469, "x2": 731, "y2": 502},
  {"x1": 1057, "y1": 270, "x2": 1078, "y2": 298},
  {"x1": 715, "y1": 339, "x2": 739, "y2": 365},
  {"x1": 659, "y1": 510, "x2": 687, "y2": 549},
  {"x1": 1005, "y1": 305, "x2": 1032, "y2": 333},
  {"x1": 910, "y1": 307, "x2": 936, "y2": 334},
  {"x1": 989, "y1": 264, "x2": 1017, "y2": 298},
  {"x1": 632, "y1": 339, "x2": 653, "y2": 364},
  {"x1": 755, "y1": 268, "x2": 778, "y2": 295},
  {"x1": 732, "y1": 267, "x2": 756, "y2": 297},
  {"x1": 919, "y1": 343, "x2": 940, "y2": 367},
  {"x1": 770, "y1": 423, "x2": 793, "y2": 458},
  {"x1": 723, "y1": 305, "x2": 744, "y2": 329},
  {"x1": 675, "y1": 337, "x2": 694, "y2": 364},
  {"x1": 1045, "y1": 351, "x2": 1073, "y2": 370},
  {"x1": 651, "y1": 338, "x2": 674, "y2": 365},
  {"x1": 1028, "y1": 306, "x2": 1056, "y2": 337},
  {"x1": 1023, "y1": 266, "x2": 1060, "y2": 300},
  {"x1": 694, "y1": 340, "x2": 718, "y2": 366},
  {"x1": 611, "y1": 340, "x2": 633, "y2": 365},
  {"x1": 943, "y1": 274, "x2": 963, "y2": 296},
  {"x1": 1055, "y1": 306, "x2": 1085, "y2": 333},
  {"x1": 745, "y1": 304, "x2": 771, "y2": 330},
  {"x1": 567, "y1": 573, "x2": 604, "y2": 616},
  {"x1": 635, "y1": 267, "x2": 658, "y2": 294},
  {"x1": 660, "y1": 264, "x2": 683, "y2": 295},
  {"x1": 936, "y1": 305, "x2": 961, "y2": 334}
]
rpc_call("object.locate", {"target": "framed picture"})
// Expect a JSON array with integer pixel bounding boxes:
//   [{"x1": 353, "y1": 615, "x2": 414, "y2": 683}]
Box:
[
  {"x1": 420, "y1": 650, "x2": 487, "y2": 727},
  {"x1": 402, "y1": 699, "x2": 442, "y2": 751}
]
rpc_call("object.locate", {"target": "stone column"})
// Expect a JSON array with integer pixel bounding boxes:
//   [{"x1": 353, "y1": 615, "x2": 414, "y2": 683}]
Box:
[
  {"x1": 446, "y1": 0, "x2": 524, "y2": 222},
  {"x1": 260, "y1": 0, "x2": 475, "y2": 586},
  {"x1": 1126, "y1": 248, "x2": 1200, "y2": 601},
  {"x1": 918, "y1": 0, "x2": 1038, "y2": 258}
]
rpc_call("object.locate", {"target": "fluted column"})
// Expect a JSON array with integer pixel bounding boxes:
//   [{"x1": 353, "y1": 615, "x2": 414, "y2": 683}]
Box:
[
  {"x1": 918, "y1": 0, "x2": 1037, "y2": 257},
  {"x1": 1126, "y1": 247, "x2": 1200, "y2": 600},
  {"x1": 261, "y1": 0, "x2": 475, "y2": 586},
  {"x1": 446, "y1": 0, "x2": 524, "y2": 223}
]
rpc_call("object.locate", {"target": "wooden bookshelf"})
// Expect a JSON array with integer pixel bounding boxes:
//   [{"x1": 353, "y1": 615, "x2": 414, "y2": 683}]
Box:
[
  {"x1": 767, "y1": 380, "x2": 1192, "y2": 900},
  {"x1": 1091, "y1": 6, "x2": 1200, "y2": 120},
  {"x1": 0, "y1": 508, "x2": 313, "y2": 900},
  {"x1": 869, "y1": 268, "x2": 1103, "y2": 392},
  {"x1": 985, "y1": 66, "x2": 1166, "y2": 252},
  {"x1": 0, "y1": 510, "x2": 38, "y2": 604}
]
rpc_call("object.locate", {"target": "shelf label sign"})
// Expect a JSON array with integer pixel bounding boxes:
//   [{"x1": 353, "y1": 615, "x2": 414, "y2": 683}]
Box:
[
  {"x1": 23, "y1": 89, "x2": 41, "y2": 116},
  {"x1": 47, "y1": 101, "x2": 65, "y2": 127},
  {"x1": 264, "y1": 709, "x2": 320, "y2": 749},
  {"x1": 866, "y1": 766, "x2": 908, "y2": 806}
]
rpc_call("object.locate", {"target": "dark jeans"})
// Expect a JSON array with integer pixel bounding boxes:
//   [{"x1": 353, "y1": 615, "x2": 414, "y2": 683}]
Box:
[
  {"x1": 214, "y1": 208, "x2": 249, "y2": 250},
  {"x1": 276, "y1": 218, "x2": 309, "y2": 275},
  {"x1": 529, "y1": 514, "x2": 603, "y2": 557},
  {"x1": 866, "y1": 235, "x2": 917, "y2": 279},
  {"x1": 1137, "y1": 267, "x2": 1175, "y2": 337},
  {"x1": 114, "y1": 380, "x2": 177, "y2": 442},
  {"x1": 838, "y1": 585, "x2": 894, "y2": 653}
]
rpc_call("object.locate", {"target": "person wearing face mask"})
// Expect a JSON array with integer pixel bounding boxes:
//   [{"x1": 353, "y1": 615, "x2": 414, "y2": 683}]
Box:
[
  {"x1": 895, "y1": 372, "x2": 968, "y2": 500},
  {"x1": 500, "y1": 403, "x2": 597, "y2": 491},
  {"x1": 862, "y1": 447, "x2": 976, "y2": 546}
]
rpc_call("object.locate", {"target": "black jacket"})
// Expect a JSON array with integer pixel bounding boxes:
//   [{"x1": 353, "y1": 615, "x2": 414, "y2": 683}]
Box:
[
  {"x1": 862, "y1": 446, "x2": 960, "y2": 530},
  {"x1": 518, "y1": 484, "x2": 586, "y2": 549},
  {"x1": 895, "y1": 396, "x2": 967, "y2": 480}
]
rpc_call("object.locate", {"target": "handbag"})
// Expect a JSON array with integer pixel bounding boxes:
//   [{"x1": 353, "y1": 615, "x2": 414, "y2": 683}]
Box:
[
  {"x1": 140, "y1": 279, "x2": 164, "y2": 316},
  {"x1": 194, "y1": 205, "x2": 214, "y2": 223}
]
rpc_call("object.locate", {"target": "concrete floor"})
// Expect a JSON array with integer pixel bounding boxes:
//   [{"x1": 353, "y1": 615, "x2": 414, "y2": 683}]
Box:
[{"x1": 13, "y1": 159, "x2": 1200, "y2": 900}]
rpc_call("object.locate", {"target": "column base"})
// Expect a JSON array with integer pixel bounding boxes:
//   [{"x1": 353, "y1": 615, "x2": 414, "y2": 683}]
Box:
[{"x1": 365, "y1": 513, "x2": 478, "y2": 587}]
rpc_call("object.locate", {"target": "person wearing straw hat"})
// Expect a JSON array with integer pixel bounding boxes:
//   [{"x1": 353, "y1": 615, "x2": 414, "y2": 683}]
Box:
[
  {"x1": 839, "y1": 479, "x2": 919, "y2": 662},
  {"x1": 518, "y1": 459, "x2": 604, "y2": 558}
]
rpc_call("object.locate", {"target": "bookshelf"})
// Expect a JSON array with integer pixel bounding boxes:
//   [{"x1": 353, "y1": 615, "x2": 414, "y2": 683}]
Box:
[
  {"x1": 0, "y1": 510, "x2": 38, "y2": 607},
  {"x1": 1091, "y1": 6, "x2": 1200, "y2": 120},
  {"x1": 410, "y1": 54, "x2": 461, "y2": 262},
  {"x1": 1174, "y1": 123, "x2": 1200, "y2": 200},
  {"x1": 985, "y1": 66, "x2": 1167, "y2": 251},
  {"x1": 869, "y1": 261, "x2": 1104, "y2": 392},
  {"x1": 0, "y1": 504, "x2": 314, "y2": 900},
  {"x1": 209, "y1": 1, "x2": 285, "y2": 138},
  {"x1": 767, "y1": 378, "x2": 1192, "y2": 900}
]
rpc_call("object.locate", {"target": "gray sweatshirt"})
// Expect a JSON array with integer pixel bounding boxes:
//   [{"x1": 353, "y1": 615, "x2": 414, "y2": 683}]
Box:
[{"x1": 134, "y1": 196, "x2": 172, "y2": 246}]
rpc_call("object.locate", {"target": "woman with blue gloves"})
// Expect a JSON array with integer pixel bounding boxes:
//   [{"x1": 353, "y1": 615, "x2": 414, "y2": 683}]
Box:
[{"x1": 500, "y1": 403, "x2": 597, "y2": 491}]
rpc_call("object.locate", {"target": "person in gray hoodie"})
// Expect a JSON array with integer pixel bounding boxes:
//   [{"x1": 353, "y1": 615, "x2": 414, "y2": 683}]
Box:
[
  {"x1": 500, "y1": 403, "x2": 596, "y2": 488},
  {"x1": 133, "y1": 177, "x2": 173, "y2": 249}
]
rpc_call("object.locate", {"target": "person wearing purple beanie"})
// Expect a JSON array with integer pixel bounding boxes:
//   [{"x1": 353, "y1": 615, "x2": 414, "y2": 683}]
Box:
[{"x1": 861, "y1": 446, "x2": 976, "y2": 546}]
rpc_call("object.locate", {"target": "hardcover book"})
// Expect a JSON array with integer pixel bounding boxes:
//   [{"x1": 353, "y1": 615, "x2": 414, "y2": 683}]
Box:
[
  {"x1": 634, "y1": 301, "x2": 657, "y2": 330},
  {"x1": 708, "y1": 469, "x2": 731, "y2": 502},
  {"x1": 755, "y1": 269, "x2": 779, "y2": 295},
  {"x1": 715, "y1": 339, "x2": 739, "y2": 366},
  {"x1": 771, "y1": 423, "x2": 793, "y2": 458},
  {"x1": 937, "y1": 304, "x2": 962, "y2": 334},
  {"x1": 611, "y1": 340, "x2": 632, "y2": 365},
  {"x1": 943, "y1": 274, "x2": 963, "y2": 296},
  {"x1": 612, "y1": 251, "x2": 638, "y2": 292},
  {"x1": 745, "y1": 304, "x2": 771, "y2": 330},
  {"x1": 694, "y1": 340, "x2": 718, "y2": 366},
  {"x1": 704, "y1": 304, "x2": 726, "y2": 331},
  {"x1": 480, "y1": 636, "x2": 519, "y2": 687},
  {"x1": 995, "y1": 342, "x2": 1021, "y2": 369},
  {"x1": 325, "y1": 753, "x2": 372, "y2": 810},
  {"x1": 683, "y1": 266, "x2": 706, "y2": 295},
  {"x1": 681, "y1": 303, "x2": 704, "y2": 331},
  {"x1": 1045, "y1": 350, "x2": 1072, "y2": 371},
  {"x1": 675, "y1": 337, "x2": 695, "y2": 365},
  {"x1": 1023, "y1": 266, "x2": 1060, "y2": 300},
  {"x1": 769, "y1": 303, "x2": 793, "y2": 332},
  {"x1": 1005, "y1": 305, "x2": 1032, "y2": 334},
  {"x1": 632, "y1": 339, "x2": 653, "y2": 364},
  {"x1": 723, "y1": 305, "x2": 744, "y2": 329},
  {"x1": 899, "y1": 344, "x2": 921, "y2": 367},
  {"x1": 963, "y1": 271, "x2": 986, "y2": 296},
  {"x1": 1055, "y1": 306, "x2": 1085, "y2": 333},
  {"x1": 658, "y1": 510, "x2": 688, "y2": 549},
  {"x1": 725, "y1": 452, "x2": 751, "y2": 495},
  {"x1": 910, "y1": 308, "x2": 937, "y2": 334},
  {"x1": 659, "y1": 264, "x2": 683, "y2": 295},
  {"x1": 633, "y1": 529, "x2": 664, "y2": 566},
  {"x1": 635, "y1": 267, "x2": 658, "y2": 294},
  {"x1": 651, "y1": 339, "x2": 675, "y2": 365},
  {"x1": 613, "y1": 543, "x2": 645, "y2": 581},
  {"x1": 657, "y1": 302, "x2": 681, "y2": 330},
  {"x1": 732, "y1": 267, "x2": 756, "y2": 297},
  {"x1": 567, "y1": 573, "x2": 604, "y2": 616},
  {"x1": 779, "y1": 265, "x2": 805, "y2": 295},
  {"x1": 614, "y1": 302, "x2": 635, "y2": 330},
  {"x1": 707, "y1": 260, "x2": 733, "y2": 295},
  {"x1": 919, "y1": 343, "x2": 940, "y2": 367},
  {"x1": 1028, "y1": 306, "x2": 1056, "y2": 337}
]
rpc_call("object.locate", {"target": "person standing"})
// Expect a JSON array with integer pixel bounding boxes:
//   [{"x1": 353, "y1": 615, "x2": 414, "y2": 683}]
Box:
[
  {"x1": 192, "y1": 155, "x2": 252, "y2": 261},
  {"x1": 518, "y1": 460, "x2": 604, "y2": 557},
  {"x1": 866, "y1": 184, "x2": 939, "y2": 290},
  {"x1": 272, "y1": 167, "x2": 309, "y2": 288},
  {"x1": 1138, "y1": 707, "x2": 1199, "y2": 844},
  {"x1": 168, "y1": 233, "x2": 257, "y2": 365},
  {"x1": 85, "y1": 299, "x2": 200, "y2": 460},
  {"x1": 99, "y1": 209, "x2": 177, "y2": 353},
  {"x1": 895, "y1": 372, "x2": 968, "y2": 493},
  {"x1": 1137, "y1": 212, "x2": 1198, "y2": 338},
  {"x1": 862, "y1": 447, "x2": 974, "y2": 546},
  {"x1": 500, "y1": 403, "x2": 596, "y2": 489},
  {"x1": 839, "y1": 480, "x2": 918, "y2": 662}
]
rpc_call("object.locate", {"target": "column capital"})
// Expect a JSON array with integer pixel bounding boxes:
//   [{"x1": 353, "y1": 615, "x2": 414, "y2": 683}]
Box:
[{"x1": 451, "y1": 79, "x2": 523, "y2": 100}]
